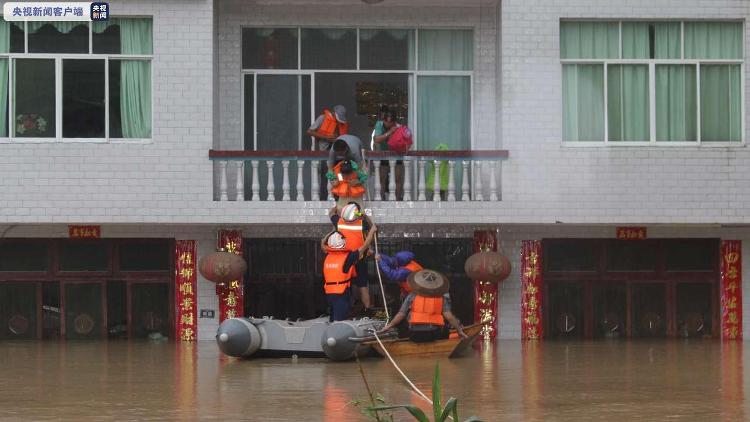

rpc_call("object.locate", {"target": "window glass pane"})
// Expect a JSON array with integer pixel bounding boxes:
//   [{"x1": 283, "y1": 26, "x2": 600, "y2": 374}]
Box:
[
  {"x1": 0, "y1": 59, "x2": 7, "y2": 137},
  {"x1": 593, "y1": 284, "x2": 626, "y2": 338},
  {"x1": 109, "y1": 59, "x2": 152, "y2": 138},
  {"x1": 242, "y1": 28, "x2": 298, "y2": 69},
  {"x1": 411, "y1": 240, "x2": 472, "y2": 275},
  {"x1": 93, "y1": 18, "x2": 153, "y2": 55},
  {"x1": 14, "y1": 59, "x2": 55, "y2": 138},
  {"x1": 664, "y1": 239, "x2": 717, "y2": 271},
  {"x1": 560, "y1": 21, "x2": 618, "y2": 59},
  {"x1": 547, "y1": 283, "x2": 583, "y2": 338},
  {"x1": 622, "y1": 22, "x2": 681, "y2": 59},
  {"x1": 42, "y1": 281, "x2": 60, "y2": 339},
  {"x1": 700, "y1": 64, "x2": 741, "y2": 142},
  {"x1": 256, "y1": 75, "x2": 309, "y2": 200},
  {"x1": 107, "y1": 281, "x2": 127, "y2": 338},
  {"x1": 545, "y1": 241, "x2": 598, "y2": 272},
  {"x1": 360, "y1": 29, "x2": 414, "y2": 70},
  {"x1": 0, "y1": 283, "x2": 37, "y2": 340},
  {"x1": 131, "y1": 283, "x2": 169, "y2": 339},
  {"x1": 9, "y1": 22, "x2": 24, "y2": 53},
  {"x1": 119, "y1": 241, "x2": 171, "y2": 271},
  {"x1": 418, "y1": 29, "x2": 473, "y2": 70},
  {"x1": 632, "y1": 283, "x2": 666, "y2": 338},
  {"x1": 606, "y1": 241, "x2": 657, "y2": 271},
  {"x1": 607, "y1": 64, "x2": 649, "y2": 142},
  {"x1": 562, "y1": 64, "x2": 604, "y2": 142},
  {"x1": 243, "y1": 74, "x2": 254, "y2": 150},
  {"x1": 28, "y1": 22, "x2": 88, "y2": 53},
  {"x1": 685, "y1": 21, "x2": 743, "y2": 59},
  {"x1": 656, "y1": 65, "x2": 697, "y2": 141},
  {"x1": 676, "y1": 283, "x2": 713, "y2": 338},
  {"x1": 59, "y1": 240, "x2": 109, "y2": 272},
  {"x1": 64, "y1": 283, "x2": 103, "y2": 340},
  {"x1": 63, "y1": 59, "x2": 105, "y2": 138},
  {"x1": 0, "y1": 241, "x2": 48, "y2": 271},
  {"x1": 301, "y1": 29, "x2": 356, "y2": 69}
]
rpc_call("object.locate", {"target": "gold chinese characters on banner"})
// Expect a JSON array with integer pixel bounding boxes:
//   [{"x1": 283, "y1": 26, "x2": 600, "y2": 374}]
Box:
[
  {"x1": 218, "y1": 230, "x2": 244, "y2": 321},
  {"x1": 175, "y1": 240, "x2": 197, "y2": 341},
  {"x1": 473, "y1": 230, "x2": 498, "y2": 341},
  {"x1": 521, "y1": 240, "x2": 543, "y2": 340},
  {"x1": 721, "y1": 240, "x2": 742, "y2": 340}
]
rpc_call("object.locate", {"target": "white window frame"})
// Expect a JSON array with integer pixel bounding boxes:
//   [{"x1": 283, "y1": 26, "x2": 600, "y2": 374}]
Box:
[
  {"x1": 0, "y1": 18, "x2": 154, "y2": 144},
  {"x1": 240, "y1": 26, "x2": 475, "y2": 152},
  {"x1": 561, "y1": 19, "x2": 745, "y2": 147}
]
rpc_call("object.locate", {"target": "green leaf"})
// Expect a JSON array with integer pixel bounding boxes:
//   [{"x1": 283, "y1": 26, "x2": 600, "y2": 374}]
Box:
[
  {"x1": 438, "y1": 398, "x2": 458, "y2": 422},
  {"x1": 368, "y1": 405, "x2": 429, "y2": 422},
  {"x1": 432, "y1": 362, "x2": 442, "y2": 421}
]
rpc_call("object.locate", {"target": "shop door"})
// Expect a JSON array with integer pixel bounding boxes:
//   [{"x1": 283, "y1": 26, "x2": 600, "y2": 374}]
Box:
[
  {"x1": 0, "y1": 283, "x2": 38, "y2": 340},
  {"x1": 64, "y1": 282, "x2": 105, "y2": 340}
]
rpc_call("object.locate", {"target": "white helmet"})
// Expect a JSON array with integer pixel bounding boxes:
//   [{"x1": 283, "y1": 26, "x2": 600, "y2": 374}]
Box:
[
  {"x1": 341, "y1": 202, "x2": 361, "y2": 223},
  {"x1": 326, "y1": 231, "x2": 346, "y2": 249}
]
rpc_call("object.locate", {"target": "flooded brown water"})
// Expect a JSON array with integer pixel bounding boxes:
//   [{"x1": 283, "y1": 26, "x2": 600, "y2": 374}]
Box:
[{"x1": 0, "y1": 340, "x2": 745, "y2": 421}]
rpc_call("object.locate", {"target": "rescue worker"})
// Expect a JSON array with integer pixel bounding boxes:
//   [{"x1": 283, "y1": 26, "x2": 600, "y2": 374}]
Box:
[
  {"x1": 321, "y1": 227, "x2": 376, "y2": 322},
  {"x1": 327, "y1": 135, "x2": 367, "y2": 209},
  {"x1": 307, "y1": 105, "x2": 348, "y2": 199},
  {"x1": 378, "y1": 271, "x2": 467, "y2": 343},
  {"x1": 330, "y1": 202, "x2": 374, "y2": 315},
  {"x1": 375, "y1": 251, "x2": 424, "y2": 297}
]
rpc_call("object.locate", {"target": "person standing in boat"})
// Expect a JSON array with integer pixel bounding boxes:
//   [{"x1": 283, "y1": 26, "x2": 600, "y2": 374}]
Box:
[
  {"x1": 378, "y1": 270, "x2": 467, "y2": 343},
  {"x1": 321, "y1": 228, "x2": 376, "y2": 321},
  {"x1": 329, "y1": 202, "x2": 375, "y2": 316},
  {"x1": 375, "y1": 251, "x2": 423, "y2": 298}
]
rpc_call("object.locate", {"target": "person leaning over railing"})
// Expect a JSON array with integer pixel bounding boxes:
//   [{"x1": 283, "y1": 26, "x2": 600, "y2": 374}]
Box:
[{"x1": 372, "y1": 112, "x2": 407, "y2": 200}]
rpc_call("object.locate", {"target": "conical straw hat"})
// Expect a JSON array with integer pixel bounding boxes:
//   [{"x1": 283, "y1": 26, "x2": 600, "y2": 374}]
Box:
[{"x1": 407, "y1": 269, "x2": 450, "y2": 297}]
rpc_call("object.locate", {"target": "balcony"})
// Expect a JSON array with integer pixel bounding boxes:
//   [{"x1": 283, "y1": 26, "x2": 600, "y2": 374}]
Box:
[{"x1": 209, "y1": 150, "x2": 508, "y2": 202}]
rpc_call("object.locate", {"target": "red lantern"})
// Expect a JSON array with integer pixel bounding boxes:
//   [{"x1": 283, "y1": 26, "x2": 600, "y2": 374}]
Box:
[
  {"x1": 464, "y1": 251, "x2": 511, "y2": 283},
  {"x1": 198, "y1": 251, "x2": 248, "y2": 284}
]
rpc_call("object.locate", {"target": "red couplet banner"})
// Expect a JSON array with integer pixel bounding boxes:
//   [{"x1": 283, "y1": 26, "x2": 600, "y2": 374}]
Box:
[
  {"x1": 721, "y1": 240, "x2": 742, "y2": 340},
  {"x1": 175, "y1": 240, "x2": 197, "y2": 341},
  {"x1": 521, "y1": 240, "x2": 543, "y2": 340},
  {"x1": 473, "y1": 230, "x2": 498, "y2": 341},
  {"x1": 217, "y1": 230, "x2": 244, "y2": 321}
]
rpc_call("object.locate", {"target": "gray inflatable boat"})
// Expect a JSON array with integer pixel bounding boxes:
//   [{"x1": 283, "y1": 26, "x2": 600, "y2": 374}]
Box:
[{"x1": 216, "y1": 316, "x2": 387, "y2": 361}]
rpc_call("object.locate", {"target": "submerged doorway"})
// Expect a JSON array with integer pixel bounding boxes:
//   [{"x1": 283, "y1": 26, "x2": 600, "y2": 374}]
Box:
[
  {"x1": 0, "y1": 239, "x2": 173, "y2": 340},
  {"x1": 543, "y1": 239, "x2": 719, "y2": 339}
]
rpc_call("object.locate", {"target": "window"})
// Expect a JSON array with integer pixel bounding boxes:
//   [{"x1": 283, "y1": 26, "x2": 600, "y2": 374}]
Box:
[
  {"x1": 0, "y1": 17, "x2": 152, "y2": 141},
  {"x1": 561, "y1": 20, "x2": 744, "y2": 144},
  {"x1": 241, "y1": 27, "x2": 474, "y2": 151}
]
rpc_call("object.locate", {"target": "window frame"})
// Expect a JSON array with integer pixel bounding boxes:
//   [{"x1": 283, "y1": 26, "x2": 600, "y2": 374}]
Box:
[
  {"x1": 0, "y1": 18, "x2": 154, "y2": 144},
  {"x1": 240, "y1": 26, "x2": 475, "y2": 152},
  {"x1": 560, "y1": 19, "x2": 745, "y2": 147}
]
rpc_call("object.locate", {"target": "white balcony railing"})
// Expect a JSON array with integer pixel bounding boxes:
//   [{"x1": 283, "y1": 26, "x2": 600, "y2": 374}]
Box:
[{"x1": 209, "y1": 150, "x2": 508, "y2": 202}]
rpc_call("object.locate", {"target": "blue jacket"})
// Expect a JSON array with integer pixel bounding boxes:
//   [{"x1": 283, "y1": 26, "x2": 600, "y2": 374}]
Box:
[{"x1": 378, "y1": 251, "x2": 417, "y2": 282}]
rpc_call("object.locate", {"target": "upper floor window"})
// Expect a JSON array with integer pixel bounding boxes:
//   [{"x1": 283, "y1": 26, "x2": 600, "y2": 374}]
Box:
[
  {"x1": 241, "y1": 27, "x2": 474, "y2": 153},
  {"x1": 0, "y1": 17, "x2": 152, "y2": 141},
  {"x1": 560, "y1": 20, "x2": 744, "y2": 144}
]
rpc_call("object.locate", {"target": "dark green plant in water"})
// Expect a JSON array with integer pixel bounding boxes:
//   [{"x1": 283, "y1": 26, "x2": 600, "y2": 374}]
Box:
[{"x1": 351, "y1": 357, "x2": 482, "y2": 422}]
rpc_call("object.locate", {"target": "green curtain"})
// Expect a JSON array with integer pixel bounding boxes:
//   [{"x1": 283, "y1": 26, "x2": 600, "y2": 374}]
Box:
[
  {"x1": 700, "y1": 64, "x2": 741, "y2": 142},
  {"x1": 560, "y1": 21, "x2": 618, "y2": 59},
  {"x1": 608, "y1": 65, "x2": 649, "y2": 142},
  {"x1": 685, "y1": 22, "x2": 743, "y2": 59},
  {"x1": 418, "y1": 76, "x2": 469, "y2": 195},
  {"x1": 27, "y1": 21, "x2": 86, "y2": 34},
  {"x1": 622, "y1": 22, "x2": 681, "y2": 59},
  {"x1": 655, "y1": 65, "x2": 697, "y2": 141},
  {"x1": 562, "y1": 64, "x2": 604, "y2": 141},
  {"x1": 418, "y1": 29, "x2": 473, "y2": 70},
  {"x1": 118, "y1": 18, "x2": 152, "y2": 138}
]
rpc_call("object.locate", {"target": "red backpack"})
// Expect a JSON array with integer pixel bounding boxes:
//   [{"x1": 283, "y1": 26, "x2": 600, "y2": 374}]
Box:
[{"x1": 387, "y1": 126, "x2": 413, "y2": 154}]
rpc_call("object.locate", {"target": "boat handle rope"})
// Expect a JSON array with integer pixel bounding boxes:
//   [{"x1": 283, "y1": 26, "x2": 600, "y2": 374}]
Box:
[{"x1": 362, "y1": 149, "x2": 455, "y2": 420}]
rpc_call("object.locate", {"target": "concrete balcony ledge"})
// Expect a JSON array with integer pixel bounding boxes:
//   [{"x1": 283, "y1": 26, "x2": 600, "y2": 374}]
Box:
[{"x1": 209, "y1": 149, "x2": 508, "y2": 203}]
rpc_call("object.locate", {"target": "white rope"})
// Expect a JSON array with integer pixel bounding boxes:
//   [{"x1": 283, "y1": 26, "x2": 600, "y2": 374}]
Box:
[
  {"x1": 372, "y1": 330, "x2": 432, "y2": 405},
  {"x1": 362, "y1": 148, "x2": 390, "y2": 322}
]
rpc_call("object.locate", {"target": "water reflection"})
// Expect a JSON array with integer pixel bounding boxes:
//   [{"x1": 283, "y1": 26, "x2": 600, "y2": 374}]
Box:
[{"x1": 0, "y1": 340, "x2": 745, "y2": 420}]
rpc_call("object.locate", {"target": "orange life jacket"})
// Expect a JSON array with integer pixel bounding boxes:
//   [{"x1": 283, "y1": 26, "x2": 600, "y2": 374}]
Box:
[
  {"x1": 399, "y1": 261, "x2": 423, "y2": 294},
  {"x1": 409, "y1": 295, "x2": 445, "y2": 326},
  {"x1": 323, "y1": 251, "x2": 355, "y2": 294},
  {"x1": 337, "y1": 218, "x2": 365, "y2": 252},
  {"x1": 330, "y1": 161, "x2": 366, "y2": 198},
  {"x1": 318, "y1": 109, "x2": 349, "y2": 138}
]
